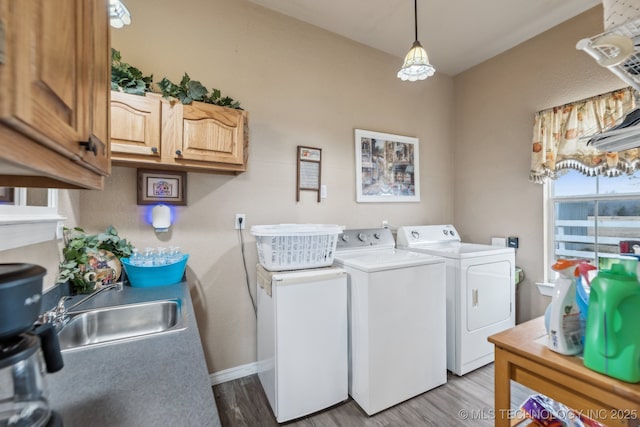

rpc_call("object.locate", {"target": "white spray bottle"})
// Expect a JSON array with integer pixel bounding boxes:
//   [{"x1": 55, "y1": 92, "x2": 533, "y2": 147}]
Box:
[{"x1": 547, "y1": 259, "x2": 583, "y2": 355}]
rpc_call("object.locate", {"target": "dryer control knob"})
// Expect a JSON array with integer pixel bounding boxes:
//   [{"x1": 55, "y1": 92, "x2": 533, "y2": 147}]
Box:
[
  {"x1": 341, "y1": 234, "x2": 350, "y2": 242},
  {"x1": 373, "y1": 232, "x2": 381, "y2": 239},
  {"x1": 357, "y1": 233, "x2": 368, "y2": 242},
  {"x1": 450, "y1": 230, "x2": 456, "y2": 236},
  {"x1": 443, "y1": 230, "x2": 449, "y2": 235},
  {"x1": 411, "y1": 231, "x2": 420, "y2": 240}
]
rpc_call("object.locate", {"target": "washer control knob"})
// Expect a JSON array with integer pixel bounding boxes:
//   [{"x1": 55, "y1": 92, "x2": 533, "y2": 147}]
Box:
[
  {"x1": 357, "y1": 232, "x2": 368, "y2": 242},
  {"x1": 443, "y1": 229, "x2": 449, "y2": 235},
  {"x1": 450, "y1": 230, "x2": 456, "y2": 236},
  {"x1": 373, "y1": 232, "x2": 381, "y2": 239},
  {"x1": 411, "y1": 231, "x2": 420, "y2": 240},
  {"x1": 341, "y1": 234, "x2": 350, "y2": 242}
]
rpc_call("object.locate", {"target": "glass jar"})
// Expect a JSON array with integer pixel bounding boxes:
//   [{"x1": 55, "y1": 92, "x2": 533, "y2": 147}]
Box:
[{"x1": 0, "y1": 334, "x2": 51, "y2": 427}]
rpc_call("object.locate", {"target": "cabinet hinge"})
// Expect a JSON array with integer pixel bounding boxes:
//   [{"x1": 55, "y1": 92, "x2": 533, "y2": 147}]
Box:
[{"x1": 0, "y1": 21, "x2": 5, "y2": 64}]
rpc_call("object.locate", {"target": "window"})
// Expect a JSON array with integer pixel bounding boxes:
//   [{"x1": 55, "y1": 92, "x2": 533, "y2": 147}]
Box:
[
  {"x1": 0, "y1": 188, "x2": 64, "y2": 251},
  {"x1": 546, "y1": 169, "x2": 640, "y2": 279}
]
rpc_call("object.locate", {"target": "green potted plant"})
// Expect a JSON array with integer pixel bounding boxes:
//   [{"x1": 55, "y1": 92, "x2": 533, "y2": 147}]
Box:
[{"x1": 57, "y1": 225, "x2": 134, "y2": 294}]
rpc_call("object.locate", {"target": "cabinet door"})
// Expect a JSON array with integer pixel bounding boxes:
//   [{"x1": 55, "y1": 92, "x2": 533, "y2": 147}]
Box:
[
  {"x1": 0, "y1": 0, "x2": 109, "y2": 189},
  {"x1": 110, "y1": 92, "x2": 161, "y2": 160},
  {"x1": 84, "y1": 0, "x2": 111, "y2": 175},
  {"x1": 5, "y1": 0, "x2": 87, "y2": 153},
  {"x1": 171, "y1": 101, "x2": 248, "y2": 167}
]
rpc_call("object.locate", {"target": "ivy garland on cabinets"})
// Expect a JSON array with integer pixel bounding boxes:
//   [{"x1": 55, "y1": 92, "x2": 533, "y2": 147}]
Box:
[{"x1": 110, "y1": 49, "x2": 242, "y2": 109}]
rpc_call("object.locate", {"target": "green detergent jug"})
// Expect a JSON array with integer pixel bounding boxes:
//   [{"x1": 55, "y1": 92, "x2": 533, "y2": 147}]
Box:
[{"x1": 583, "y1": 259, "x2": 640, "y2": 383}]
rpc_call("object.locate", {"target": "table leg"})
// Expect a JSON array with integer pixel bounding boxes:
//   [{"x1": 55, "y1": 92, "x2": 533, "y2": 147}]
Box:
[{"x1": 494, "y1": 347, "x2": 511, "y2": 427}]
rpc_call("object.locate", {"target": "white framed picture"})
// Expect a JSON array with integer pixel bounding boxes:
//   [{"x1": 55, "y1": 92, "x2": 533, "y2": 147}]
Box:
[{"x1": 354, "y1": 129, "x2": 420, "y2": 203}]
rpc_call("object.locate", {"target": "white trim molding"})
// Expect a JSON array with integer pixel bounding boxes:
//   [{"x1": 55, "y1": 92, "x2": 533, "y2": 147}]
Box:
[
  {"x1": 209, "y1": 361, "x2": 258, "y2": 386},
  {"x1": 0, "y1": 189, "x2": 65, "y2": 251},
  {"x1": 0, "y1": 218, "x2": 65, "y2": 251}
]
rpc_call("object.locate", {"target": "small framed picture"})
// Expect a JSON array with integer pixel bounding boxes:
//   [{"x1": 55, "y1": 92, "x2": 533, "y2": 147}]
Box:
[
  {"x1": 297, "y1": 146, "x2": 322, "y2": 202},
  {"x1": 137, "y1": 169, "x2": 187, "y2": 205}
]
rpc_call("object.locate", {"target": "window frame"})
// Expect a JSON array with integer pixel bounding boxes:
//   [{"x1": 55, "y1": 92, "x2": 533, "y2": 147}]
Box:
[
  {"x1": 0, "y1": 188, "x2": 65, "y2": 251},
  {"x1": 544, "y1": 174, "x2": 640, "y2": 282}
]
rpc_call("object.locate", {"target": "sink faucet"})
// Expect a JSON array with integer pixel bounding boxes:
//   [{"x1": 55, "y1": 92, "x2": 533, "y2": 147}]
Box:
[{"x1": 39, "y1": 282, "x2": 123, "y2": 327}]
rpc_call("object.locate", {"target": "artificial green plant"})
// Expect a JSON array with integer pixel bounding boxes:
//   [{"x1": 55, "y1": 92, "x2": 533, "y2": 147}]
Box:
[
  {"x1": 57, "y1": 225, "x2": 134, "y2": 294},
  {"x1": 158, "y1": 73, "x2": 242, "y2": 109},
  {"x1": 111, "y1": 48, "x2": 153, "y2": 95}
]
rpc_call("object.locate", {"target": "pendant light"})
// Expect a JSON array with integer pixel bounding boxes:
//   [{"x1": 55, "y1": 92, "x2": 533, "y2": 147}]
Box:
[
  {"x1": 397, "y1": 0, "x2": 435, "y2": 81},
  {"x1": 110, "y1": 0, "x2": 132, "y2": 29}
]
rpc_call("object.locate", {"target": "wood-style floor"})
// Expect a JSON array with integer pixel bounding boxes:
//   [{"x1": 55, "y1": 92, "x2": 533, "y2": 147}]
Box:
[{"x1": 213, "y1": 364, "x2": 534, "y2": 426}]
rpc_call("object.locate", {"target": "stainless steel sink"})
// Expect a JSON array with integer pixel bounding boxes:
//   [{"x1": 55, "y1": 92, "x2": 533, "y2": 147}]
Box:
[{"x1": 57, "y1": 299, "x2": 186, "y2": 351}]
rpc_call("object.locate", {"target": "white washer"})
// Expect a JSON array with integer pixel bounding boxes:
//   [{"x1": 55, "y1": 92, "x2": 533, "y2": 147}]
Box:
[
  {"x1": 397, "y1": 224, "x2": 515, "y2": 376},
  {"x1": 256, "y1": 265, "x2": 348, "y2": 423},
  {"x1": 333, "y1": 228, "x2": 446, "y2": 416}
]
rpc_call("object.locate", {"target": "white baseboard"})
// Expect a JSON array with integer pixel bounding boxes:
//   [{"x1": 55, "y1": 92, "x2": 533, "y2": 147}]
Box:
[{"x1": 210, "y1": 361, "x2": 258, "y2": 386}]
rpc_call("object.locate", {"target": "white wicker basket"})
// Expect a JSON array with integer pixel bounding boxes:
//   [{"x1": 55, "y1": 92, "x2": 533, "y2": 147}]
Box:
[{"x1": 251, "y1": 224, "x2": 343, "y2": 271}]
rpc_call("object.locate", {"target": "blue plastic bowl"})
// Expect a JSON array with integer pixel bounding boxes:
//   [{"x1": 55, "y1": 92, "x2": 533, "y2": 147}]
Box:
[{"x1": 121, "y1": 255, "x2": 189, "y2": 288}]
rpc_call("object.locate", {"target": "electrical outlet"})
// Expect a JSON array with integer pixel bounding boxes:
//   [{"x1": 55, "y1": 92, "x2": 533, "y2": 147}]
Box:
[
  {"x1": 508, "y1": 236, "x2": 519, "y2": 249},
  {"x1": 235, "y1": 213, "x2": 246, "y2": 230}
]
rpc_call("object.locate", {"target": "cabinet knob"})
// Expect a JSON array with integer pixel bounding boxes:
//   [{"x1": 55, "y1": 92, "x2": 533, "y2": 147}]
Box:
[
  {"x1": 175, "y1": 150, "x2": 182, "y2": 156},
  {"x1": 79, "y1": 137, "x2": 98, "y2": 155},
  {"x1": 151, "y1": 147, "x2": 158, "y2": 154}
]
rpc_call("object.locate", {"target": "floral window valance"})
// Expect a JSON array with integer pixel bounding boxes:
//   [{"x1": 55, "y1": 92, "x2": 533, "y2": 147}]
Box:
[{"x1": 529, "y1": 87, "x2": 640, "y2": 184}]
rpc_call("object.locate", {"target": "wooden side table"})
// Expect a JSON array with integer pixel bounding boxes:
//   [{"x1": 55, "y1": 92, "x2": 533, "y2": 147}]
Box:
[{"x1": 488, "y1": 317, "x2": 640, "y2": 427}]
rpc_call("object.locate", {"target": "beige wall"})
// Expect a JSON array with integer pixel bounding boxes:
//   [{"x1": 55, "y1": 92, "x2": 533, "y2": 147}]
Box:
[
  {"x1": 453, "y1": 5, "x2": 624, "y2": 323},
  {"x1": 0, "y1": 2, "x2": 626, "y2": 375},
  {"x1": 100, "y1": 0, "x2": 453, "y2": 373}
]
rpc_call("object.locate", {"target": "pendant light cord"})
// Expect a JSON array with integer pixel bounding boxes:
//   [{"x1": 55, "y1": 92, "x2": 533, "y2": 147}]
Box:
[{"x1": 414, "y1": 0, "x2": 418, "y2": 42}]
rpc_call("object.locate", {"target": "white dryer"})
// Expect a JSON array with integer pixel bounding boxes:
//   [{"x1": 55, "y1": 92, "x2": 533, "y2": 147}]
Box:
[
  {"x1": 397, "y1": 224, "x2": 515, "y2": 376},
  {"x1": 333, "y1": 228, "x2": 446, "y2": 416}
]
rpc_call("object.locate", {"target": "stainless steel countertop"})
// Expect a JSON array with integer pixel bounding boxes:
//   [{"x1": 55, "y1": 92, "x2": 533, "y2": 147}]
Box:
[{"x1": 47, "y1": 283, "x2": 220, "y2": 427}]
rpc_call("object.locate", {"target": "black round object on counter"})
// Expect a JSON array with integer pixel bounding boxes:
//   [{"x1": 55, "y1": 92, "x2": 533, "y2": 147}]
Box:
[{"x1": 0, "y1": 263, "x2": 46, "y2": 339}]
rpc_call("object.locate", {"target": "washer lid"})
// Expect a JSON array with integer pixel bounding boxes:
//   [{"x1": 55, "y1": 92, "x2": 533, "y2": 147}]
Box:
[
  {"x1": 333, "y1": 248, "x2": 443, "y2": 272},
  {"x1": 400, "y1": 242, "x2": 514, "y2": 259}
]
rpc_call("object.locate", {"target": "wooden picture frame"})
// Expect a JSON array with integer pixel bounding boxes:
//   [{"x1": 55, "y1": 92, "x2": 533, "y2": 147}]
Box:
[
  {"x1": 355, "y1": 129, "x2": 420, "y2": 203},
  {"x1": 296, "y1": 146, "x2": 322, "y2": 202},
  {"x1": 137, "y1": 169, "x2": 187, "y2": 205},
  {"x1": 0, "y1": 187, "x2": 14, "y2": 203}
]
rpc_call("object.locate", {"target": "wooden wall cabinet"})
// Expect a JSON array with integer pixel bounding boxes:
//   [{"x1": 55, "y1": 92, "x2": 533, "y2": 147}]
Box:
[
  {"x1": 0, "y1": 0, "x2": 111, "y2": 190},
  {"x1": 110, "y1": 91, "x2": 249, "y2": 174},
  {"x1": 110, "y1": 91, "x2": 162, "y2": 159}
]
